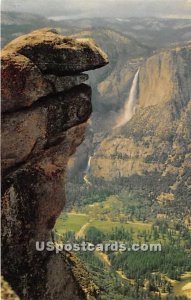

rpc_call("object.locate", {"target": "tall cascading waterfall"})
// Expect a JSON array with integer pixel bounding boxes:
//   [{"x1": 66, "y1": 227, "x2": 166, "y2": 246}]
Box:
[{"x1": 114, "y1": 68, "x2": 140, "y2": 128}]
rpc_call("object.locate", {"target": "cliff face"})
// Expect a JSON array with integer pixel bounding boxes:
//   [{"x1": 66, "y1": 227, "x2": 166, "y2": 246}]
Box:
[
  {"x1": 89, "y1": 44, "x2": 191, "y2": 214},
  {"x1": 138, "y1": 44, "x2": 191, "y2": 108},
  {"x1": 1, "y1": 28, "x2": 108, "y2": 300}
]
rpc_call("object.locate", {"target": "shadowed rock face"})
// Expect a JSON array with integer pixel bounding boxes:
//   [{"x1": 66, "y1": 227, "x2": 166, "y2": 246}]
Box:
[{"x1": 1, "y1": 28, "x2": 108, "y2": 300}]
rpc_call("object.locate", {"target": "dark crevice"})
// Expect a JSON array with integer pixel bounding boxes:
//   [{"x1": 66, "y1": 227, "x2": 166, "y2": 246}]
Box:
[{"x1": 2, "y1": 82, "x2": 90, "y2": 115}]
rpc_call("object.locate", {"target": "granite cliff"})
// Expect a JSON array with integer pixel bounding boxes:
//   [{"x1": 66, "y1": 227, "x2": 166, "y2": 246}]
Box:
[
  {"x1": 1, "y1": 28, "x2": 108, "y2": 299},
  {"x1": 88, "y1": 43, "x2": 191, "y2": 219}
]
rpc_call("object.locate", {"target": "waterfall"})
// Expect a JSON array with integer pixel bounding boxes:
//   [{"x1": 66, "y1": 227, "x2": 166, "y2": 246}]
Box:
[
  {"x1": 114, "y1": 68, "x2": 140, "y2": 128},
  {"x1": 85, "y1": 156, "x2": 92, "y2": 173},
  {"x1": 84, "y1": 156, "x2": 92, "y2": 185}
]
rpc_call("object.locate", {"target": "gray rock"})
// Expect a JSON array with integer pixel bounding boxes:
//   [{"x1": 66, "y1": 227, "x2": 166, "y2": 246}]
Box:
[{"x1": 1, "y1": 28, "x2": 108, "y2": 112}]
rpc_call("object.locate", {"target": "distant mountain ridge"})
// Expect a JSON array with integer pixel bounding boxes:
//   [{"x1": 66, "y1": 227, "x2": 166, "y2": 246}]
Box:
[{"x1": 2, "y1": 11, "x2": 191, "y2": 48}]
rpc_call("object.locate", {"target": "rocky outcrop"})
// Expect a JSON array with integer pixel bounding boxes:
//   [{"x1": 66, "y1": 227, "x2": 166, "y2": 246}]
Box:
[
  {"x1": 1, "y1": 28, "x2": 108, "y2": 112},
  {"x1": 1, "y1": 28, "x2": 108, "y2": 299}
]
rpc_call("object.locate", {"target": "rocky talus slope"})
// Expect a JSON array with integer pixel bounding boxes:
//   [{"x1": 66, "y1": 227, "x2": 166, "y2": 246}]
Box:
[{"x1": 1, "y1": 28, "x2": 108, "y2": 300}]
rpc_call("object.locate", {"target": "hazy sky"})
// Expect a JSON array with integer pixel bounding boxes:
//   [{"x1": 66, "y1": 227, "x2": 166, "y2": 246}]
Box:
[{"x1": 2, "y1": 0, "x2": 191, "y2": 19}]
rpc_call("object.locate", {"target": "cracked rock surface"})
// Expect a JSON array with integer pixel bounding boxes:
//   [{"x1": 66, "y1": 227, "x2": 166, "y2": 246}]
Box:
[{"x1": 1, "y1": 28, "x2": 108, "y2": 300}]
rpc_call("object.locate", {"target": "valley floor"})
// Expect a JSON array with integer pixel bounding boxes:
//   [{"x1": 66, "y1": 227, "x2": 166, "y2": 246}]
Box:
[{"x1": 55, "y1": 212, "x2": 191, "y2": 300}]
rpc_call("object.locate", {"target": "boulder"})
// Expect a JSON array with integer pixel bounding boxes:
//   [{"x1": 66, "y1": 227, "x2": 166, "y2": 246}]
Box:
[{"x1": 1, "y1": 28, "x2": 108, "y2": 112}]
